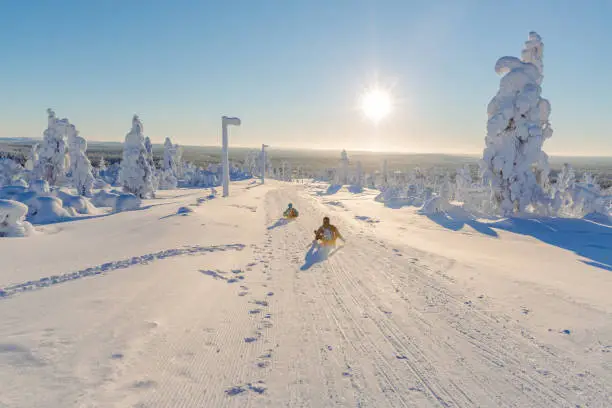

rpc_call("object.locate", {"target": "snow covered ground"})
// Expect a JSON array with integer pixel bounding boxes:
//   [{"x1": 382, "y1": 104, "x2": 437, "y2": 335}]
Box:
[{"x1": 1, "y1": 180, "x2": 610, "y2": 407}]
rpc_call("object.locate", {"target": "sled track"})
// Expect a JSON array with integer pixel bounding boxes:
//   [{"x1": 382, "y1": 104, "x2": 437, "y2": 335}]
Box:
[{"x1": 265, "y1": 185, "x2": 609, "y2": 407}]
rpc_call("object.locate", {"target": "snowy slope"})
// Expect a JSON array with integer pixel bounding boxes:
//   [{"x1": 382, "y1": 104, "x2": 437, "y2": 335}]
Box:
[{"x1": 1, "y1": 180, "x2": 610, "y2": 407}]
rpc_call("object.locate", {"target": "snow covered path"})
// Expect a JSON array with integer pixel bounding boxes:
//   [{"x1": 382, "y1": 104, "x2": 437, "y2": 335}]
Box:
[{"x1": 1, "y1": 181, "x2": 610, "y2": 407}]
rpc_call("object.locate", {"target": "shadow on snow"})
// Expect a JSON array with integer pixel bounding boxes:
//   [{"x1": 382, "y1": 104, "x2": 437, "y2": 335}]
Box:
[
  {"x1": 300, "y1": 242, "x2": 342, "y2": 271},
  {"x1": 267, "y1": 218, "x2": 290, "y2": 230},
  {"x1": 422, "y1": 207, "x2": 612, "y2": 272}
]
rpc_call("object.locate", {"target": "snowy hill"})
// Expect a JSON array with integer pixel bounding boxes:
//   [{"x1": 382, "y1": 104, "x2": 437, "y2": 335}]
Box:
[{"x1": 0, "y1": 180, "x2": 610, "y2": 407}]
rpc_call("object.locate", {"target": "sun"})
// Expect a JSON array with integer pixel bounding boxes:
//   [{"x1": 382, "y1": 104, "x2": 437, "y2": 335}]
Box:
[{"x1": 360, "y1": 88, "x2": 392, "y2": 123}]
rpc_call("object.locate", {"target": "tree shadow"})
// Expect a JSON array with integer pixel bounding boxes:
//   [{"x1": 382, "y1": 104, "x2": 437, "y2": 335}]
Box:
[
  {"x1": 489, "y1": 217, "x2": 612, "y2": 272},
  {"x1": 424, "y1": 207, "x2": 499, "y2": 238},
  {"x1": 316, "y1": 184, "x2": 342, "y2": 196},
  {"x1": 348, "y1": 185, "x2": 363, "y2": 194},
  {"x1": 425, "y1": 206, "x2": 612, "y2": 271},
  {"x1": 267, "y1": 218, "x2": 289, "y2": 230}
]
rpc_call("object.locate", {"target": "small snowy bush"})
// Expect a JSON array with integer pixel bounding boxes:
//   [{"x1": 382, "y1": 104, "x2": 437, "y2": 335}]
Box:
[
  {"x1": 29, "y1": 179, "x2": 50, "y2": 194},
  {"x1": 55, "y1": 189, "x2": 97, "y2": 215},
  {"x1": 113, "y1": 193, "x2": 142, "y2": 212},
  {"x1": 0, "y1": 158, "x2": 25, "y2": 187},
  {"x1": 91, "y1": 190, "x2": 120, "y2": 208},
  {"x1": 0, "y1": 199, "x2": 33, "y2": 237}
]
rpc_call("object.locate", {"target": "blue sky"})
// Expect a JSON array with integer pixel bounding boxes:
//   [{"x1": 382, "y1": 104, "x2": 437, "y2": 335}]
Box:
[{"x1": 1, "y1": 0, "x2": 611, "y2": 155}]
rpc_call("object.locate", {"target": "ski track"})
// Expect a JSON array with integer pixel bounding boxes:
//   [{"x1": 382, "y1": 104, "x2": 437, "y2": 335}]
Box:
[{"x1": 0, "y1": 244, "x2": 245, "y2": 299}]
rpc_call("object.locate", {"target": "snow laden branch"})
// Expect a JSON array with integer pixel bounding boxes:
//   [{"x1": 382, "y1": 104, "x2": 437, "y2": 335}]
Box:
[{"x1": 481, "y1": 32, "x2": 553, "y2": 215}]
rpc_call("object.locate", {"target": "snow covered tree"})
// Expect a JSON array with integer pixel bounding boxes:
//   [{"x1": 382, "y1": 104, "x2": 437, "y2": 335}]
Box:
[
  {"x1": 24, "y1": 144, "x2": 38, "y2": 171},
  {"x1": 174, "y1": 144, "x2": 183, "y2": 179},
  {"x1": 0, "y1": 158, "x2": 24, "y2": 187},
  {"x1": 159, "y1": 137, "x2": 178, "y2": 189},
  {"x1": 439, "y1": 172, "x2": 453, "y2": 202},
  {"x1": 354, "y1": 161, "x2": 363, "y2": 188},
  {"x1": 144, "y1": 136, "x2": 159, "y2": 190},
  {"x1": 71, "y1": 135, "x2": 95, "y2": 196},
  {"x1": 98, "y1": 155, "x2": 107, "y2": 173},
  {"x1": 66, "y1": 124, "x2": 79, "y2": 178},
  {"x1": 556, "y1": 163, "x2": 576, "y2": 193},
  {"x1": 119, "y1": 115, "x2": 156, "y2": 198},
  {"x1": 481, "y1": 32, "x2": 553, "y2": 214},
  {"x1": 33, "y1": 109, "x2": 70, "y2": 186},
  {"x1": 335, "y1": 150, "x2": 349, "y2": 185},
  {"x1": 455, "y1": 165, "x2": 473, "y2": 203}
]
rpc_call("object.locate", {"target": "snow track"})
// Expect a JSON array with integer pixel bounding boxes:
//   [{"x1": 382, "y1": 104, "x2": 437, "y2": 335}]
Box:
[
  {"x1": 259, "y1": 185, "x2": 610, "y2": 407},
  {"x1": 0, "y1": 244, "x2": 245, "y2": 299}
]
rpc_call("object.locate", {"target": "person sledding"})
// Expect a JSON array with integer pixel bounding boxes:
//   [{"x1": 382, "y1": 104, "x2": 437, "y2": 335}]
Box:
[
  {"x1": 283, "y1": 203, "x2": 299, "y2": 219},
  {"x1": 314, "y1": 216, "x2": 345, "y2": 246}
]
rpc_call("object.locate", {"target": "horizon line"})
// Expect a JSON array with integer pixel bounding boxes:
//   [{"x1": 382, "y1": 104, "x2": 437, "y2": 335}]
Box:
[{"x1": 1, "y1": 137, "x2": 610, "y2": 158}]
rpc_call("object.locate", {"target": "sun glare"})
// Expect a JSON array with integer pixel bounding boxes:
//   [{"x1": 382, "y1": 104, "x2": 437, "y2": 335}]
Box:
[{"x1": 360, "y1": 88, "x2": 392, "y2": 123}]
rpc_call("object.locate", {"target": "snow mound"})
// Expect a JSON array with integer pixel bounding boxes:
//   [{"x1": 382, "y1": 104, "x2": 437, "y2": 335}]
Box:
[
  {"x1": 420, "y1": 196, "x2": 451, "y2": 215},
  {"x1": 0, "y1": 185, "x2": 27, "y2": 200},
  {"x1": 93, "y1": 178, "x2": 110, "y2": 190},
  {"x1": 12, "y1": 179, "x2": 28, "y2": 188},
  {"x1": 177, "y1": 206, "x2": 194, "y2": 215},
  {"x1": 91, "y1": 190, "x2": 120, "y2": 208},
  {"x1": 54, "y1": 189, "x2": 97, "y2": 214},
  {"x1": 27, "y1": 196, "x2": 71, "y2": 224},
  {"x1": 29, "y1": 179, "x2": 50, "y2": 194},
  {"x1": 0, "y1": 199, "x2": 34, "y2": 237},
  {"x1": 113, "y1": 194, "x2": 142, "y2": 212}
]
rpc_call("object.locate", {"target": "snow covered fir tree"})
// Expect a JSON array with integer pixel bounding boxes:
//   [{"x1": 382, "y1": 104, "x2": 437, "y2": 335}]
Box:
[
  {"x1": 118, "y1": 115, "x2": 156, "y2": 198},
  {"x1": 481, "y1": 32, "x2": 553, "y2": 215},
  {"x1": 33, "y1": 109, "x2": 70, "y2": 186},
  {"x1": 159, "y1": 137, "x2": 180, "y2": 190}
]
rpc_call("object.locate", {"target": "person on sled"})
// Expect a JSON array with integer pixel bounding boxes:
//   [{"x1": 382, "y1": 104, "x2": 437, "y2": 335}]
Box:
[
  {"x1": 314, "y1": 216, "x2": 345, "y2": 246},
  {"x1": 283, "y1": 203, "x2": 299, "y2": 218}
]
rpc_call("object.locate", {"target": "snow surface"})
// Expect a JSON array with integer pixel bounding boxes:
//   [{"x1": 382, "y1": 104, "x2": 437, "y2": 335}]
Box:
[{"x1": 0, "y1": 180, "x2": 610, "y2": 407}]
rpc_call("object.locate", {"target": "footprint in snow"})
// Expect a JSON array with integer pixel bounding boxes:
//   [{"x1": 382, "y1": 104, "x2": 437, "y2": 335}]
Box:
[
  {"x1": 144, "y1": 321, "x2": 159, "y2": 329},
  {"x1": 225, "y1": 386, "x2": 246, "y2": 396},
  {"x1": 132, "y1": 379, "x2": 157, "y2": 389}
]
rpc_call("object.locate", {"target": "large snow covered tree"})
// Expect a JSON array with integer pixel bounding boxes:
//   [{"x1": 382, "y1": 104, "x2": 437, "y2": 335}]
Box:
[
  {"x1": 118, "y1": 115, "x2": 156, "y2": 198},
  {"x1": 159, "y1": 137, "x2": 178, "y2": 189},
  {"x1": 481, "y1": 32, "x2": 553, "y2": 214},
  {"x1": 33, "y1": 109, "x2": 70, "y2": 186}
]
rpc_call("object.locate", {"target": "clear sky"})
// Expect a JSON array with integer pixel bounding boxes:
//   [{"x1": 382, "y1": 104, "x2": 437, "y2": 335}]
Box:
[{"x1": 1, "y1": 0, "x2": 611, "y2": 155}]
